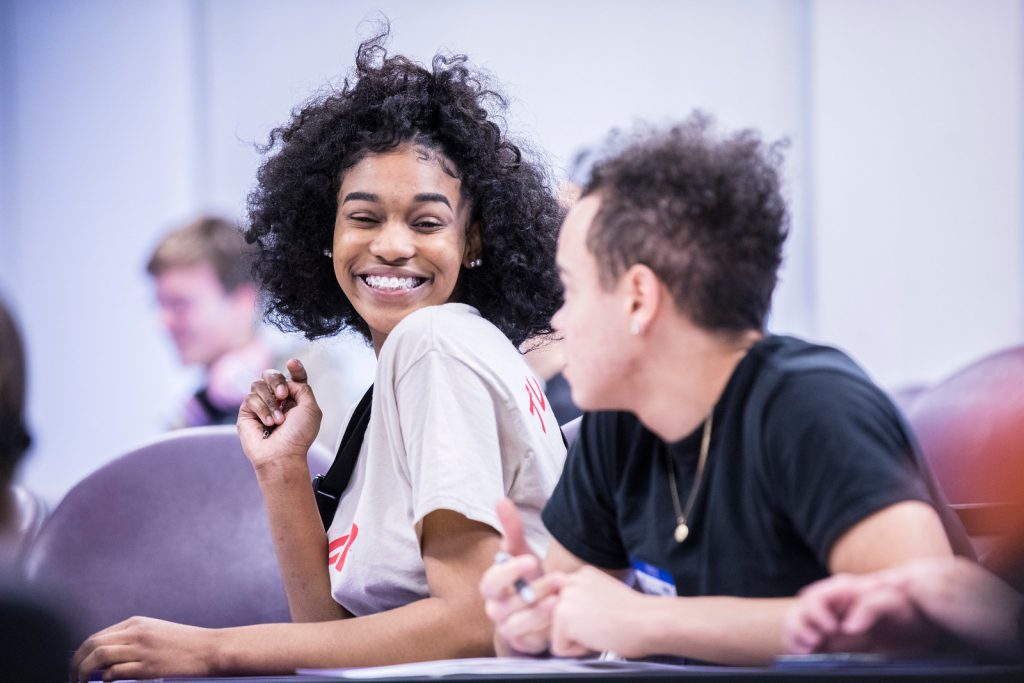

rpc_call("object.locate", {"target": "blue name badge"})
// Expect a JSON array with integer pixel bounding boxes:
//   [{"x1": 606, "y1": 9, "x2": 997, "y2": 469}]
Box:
[{"x1": 630, "y1": 557, "x2": 677, "y2": 596}]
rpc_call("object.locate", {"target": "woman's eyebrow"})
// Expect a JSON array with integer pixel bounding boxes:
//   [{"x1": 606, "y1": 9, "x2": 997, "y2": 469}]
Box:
[
  {"x1": 413, "y1": 192, "x2": 452, "y2": 208},
  {"x1": 342, "y1": 191, "x2": 379, "y2": 204}
]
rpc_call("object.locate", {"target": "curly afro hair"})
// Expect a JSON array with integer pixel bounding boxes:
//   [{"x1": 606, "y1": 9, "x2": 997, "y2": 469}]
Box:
[
  {"x1": 246, "y1": 32, "x2": 563, "y2": 348},
  {"x1": 583, "y1": 113, "x2": 789, "y2": 334}
]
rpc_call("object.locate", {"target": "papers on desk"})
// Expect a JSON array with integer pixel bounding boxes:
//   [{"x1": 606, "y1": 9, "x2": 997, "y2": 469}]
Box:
[{"x1": 298, "y1": 656, "x2": 690, "y2": 678}]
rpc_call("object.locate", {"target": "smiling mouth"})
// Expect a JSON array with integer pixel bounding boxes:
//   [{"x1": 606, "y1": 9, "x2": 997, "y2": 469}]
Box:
[{"x1": 360, "y1": 274, "x2": 428, "y2": 291}]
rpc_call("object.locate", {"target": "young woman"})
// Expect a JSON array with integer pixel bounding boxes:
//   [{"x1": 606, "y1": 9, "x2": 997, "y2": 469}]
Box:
[{"x1": 73, "y1": 33, "x2": 567, "y2": 680}]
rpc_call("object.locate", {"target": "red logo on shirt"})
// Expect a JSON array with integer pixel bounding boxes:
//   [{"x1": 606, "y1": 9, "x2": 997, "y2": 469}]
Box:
[
  {"x1": 525, "y1": 376, "x2": 548, "y2": 434},
  {"x1": 328, "y1": 523, "x2": 359, "y2": 572}
]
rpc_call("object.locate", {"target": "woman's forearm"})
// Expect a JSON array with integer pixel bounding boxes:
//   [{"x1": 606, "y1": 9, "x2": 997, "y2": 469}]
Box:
[
  {"x1": 216, "y1": 595, "x2": 494, "y2": 673},
  {"x1": 255, "y1": 457, "x2": 349, "y2": 622}
]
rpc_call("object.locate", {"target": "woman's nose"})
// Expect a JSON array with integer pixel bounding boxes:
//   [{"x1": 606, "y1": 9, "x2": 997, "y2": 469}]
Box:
[{"x1": 368, "y1": 220, "x2": 416, "y2": 261}]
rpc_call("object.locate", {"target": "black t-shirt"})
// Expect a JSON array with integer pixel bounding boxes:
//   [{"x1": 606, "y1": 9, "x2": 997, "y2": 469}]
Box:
[{"x1": 542, "y1": 335, "x2": 972, "y2": 598}]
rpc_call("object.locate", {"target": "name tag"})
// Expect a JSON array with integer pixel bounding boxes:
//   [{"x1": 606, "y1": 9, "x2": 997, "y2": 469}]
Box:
[{"x1": 630, "y1": 557, "x2": 677, "y2": 596}]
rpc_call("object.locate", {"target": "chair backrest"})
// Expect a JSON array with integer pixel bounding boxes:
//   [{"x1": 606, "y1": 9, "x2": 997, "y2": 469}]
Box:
[
  {"x1": 23, "y1": 426, "x2": 333, "y2": 641},
  {"x1": 906, "y1": 345, "x2": 1024, "y2": 538}
]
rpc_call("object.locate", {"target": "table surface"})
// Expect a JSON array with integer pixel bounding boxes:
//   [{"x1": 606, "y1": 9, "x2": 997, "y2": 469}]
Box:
[{"x1": 141, "y1": 663, "x2": 1024, "y2": 683}]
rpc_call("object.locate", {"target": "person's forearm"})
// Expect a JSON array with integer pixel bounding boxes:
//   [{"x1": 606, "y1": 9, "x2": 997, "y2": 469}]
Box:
[
  {"x1": 255, "y1": 458, "x2": 348, "y2": 622},
  {"x1": 214, "y1": 595, "x2": 495, "y2": 674},
  {"x1": 630, "y1": 595, "x2": 795, "y2": 665}
]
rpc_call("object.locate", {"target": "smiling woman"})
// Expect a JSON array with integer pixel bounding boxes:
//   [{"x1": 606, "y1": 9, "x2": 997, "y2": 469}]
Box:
[
  {"x1": 333, "y1": 147, "x2": 481, "y2": 353},
  {"x1": 71, "y1": 29, "x2": 567, "y2": 681}
]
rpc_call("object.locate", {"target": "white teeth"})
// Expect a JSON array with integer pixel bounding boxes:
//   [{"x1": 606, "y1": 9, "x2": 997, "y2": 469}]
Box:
[{"x1": 364, "y1": 275, "x2": 422, "y2": 291}]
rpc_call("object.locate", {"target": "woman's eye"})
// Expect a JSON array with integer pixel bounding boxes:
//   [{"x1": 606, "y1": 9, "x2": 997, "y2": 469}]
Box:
[
  {"x1": 349, "y1": 215, "x2": 378, "y2": 225},
  {"x1": 413, "y1": 220, "x2": 444, "y2": 231}
]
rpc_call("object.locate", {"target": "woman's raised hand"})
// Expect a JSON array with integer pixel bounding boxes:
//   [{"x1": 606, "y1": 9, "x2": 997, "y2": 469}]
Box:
[{"x1": 237, "y1": 358, "x2": 323, "y2": 470}]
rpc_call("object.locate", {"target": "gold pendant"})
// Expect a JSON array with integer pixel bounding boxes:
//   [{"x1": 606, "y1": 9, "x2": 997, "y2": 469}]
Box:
[{"x1": 674, "y1": 522, "x2": 689, "y2": 543}]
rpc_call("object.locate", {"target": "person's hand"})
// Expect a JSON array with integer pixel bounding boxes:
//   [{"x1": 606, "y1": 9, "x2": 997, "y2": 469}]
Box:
[
  {"x1": 205, "y1": 338, "x2": 275, "y2": 409},
  {"x1": 784, "y1": 571, "x2": 940, "y2": 656},
  {"x1": 71, "y1": 616, "x2": 218, "y2": 682},
  {"x1": 784, "y1": 573, "x2": 869, "y2": 654},
  {"x1": 879, "y1": 557, "x2": 1024, "y2": 658},
  {"x1": 479, "y1": 498, "x2": 560, "y2": 654},
  {"x1": 549, "y1": 564, "x2": 647, "y2": 658},
  {"x1": 237, "y1": 358, "x2": 323, "y2": 472}
]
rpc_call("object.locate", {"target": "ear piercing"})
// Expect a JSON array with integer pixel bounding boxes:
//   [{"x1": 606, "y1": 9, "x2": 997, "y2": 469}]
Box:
[
  {"x1": 467, "y1": 258, "x2": 483, "y2": 269},
  {"x1": 630, "y1": 320, "x2": 641, "y2": 336},
  {"x1": 323, "y1": 248, "x2": 333, "y2": 258}
]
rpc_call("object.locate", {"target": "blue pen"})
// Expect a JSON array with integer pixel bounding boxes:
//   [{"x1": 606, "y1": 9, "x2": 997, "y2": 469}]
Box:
[{"x1": 494, "y1": 550, "x2": 537, "y2": 605}]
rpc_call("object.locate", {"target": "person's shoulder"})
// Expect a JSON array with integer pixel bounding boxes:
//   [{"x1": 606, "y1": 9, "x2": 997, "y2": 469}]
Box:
[
  {"x1": 753, "y1": 335, "x2": 874, "y2": 392},
  {"x1": 389, "y1": 303, "x2": 499, "y2": 345},
  {"x1": 381, "y1": 303, "x2": 519, "y2": 373},
  {"x1": 754, "y1": 335, "x2": 893, "y2": 420}
]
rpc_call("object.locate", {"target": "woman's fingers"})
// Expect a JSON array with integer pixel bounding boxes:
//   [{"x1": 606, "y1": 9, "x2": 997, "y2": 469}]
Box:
[
  {"x1": 243, "y1": 380, "x2": 280, "y2": 427},
  {"x1": 286, "y1": 358, "x2": 309, "y2": 383},
  {"x1": 262, "y1": 369, "x2": 290, "y2": 403}
]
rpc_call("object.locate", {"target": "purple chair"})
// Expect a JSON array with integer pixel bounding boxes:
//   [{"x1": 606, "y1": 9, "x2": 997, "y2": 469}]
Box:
[{"x1": 23, "y1": 426, "x2": 334, "y2": 641}]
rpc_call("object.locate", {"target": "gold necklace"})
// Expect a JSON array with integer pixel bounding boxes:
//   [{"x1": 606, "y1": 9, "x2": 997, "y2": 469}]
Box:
[{"x1": 665, "y1": 413, "x2": 713, "y2": 544}]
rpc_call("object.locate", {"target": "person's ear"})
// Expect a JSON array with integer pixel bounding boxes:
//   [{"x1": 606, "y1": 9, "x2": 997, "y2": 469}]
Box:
[
  {"x1": 621, "y1": 264, "x2": 662, "y2": 337},
  {"x1": 463, "y1": 221, "x2": 483, "y2": 268}
]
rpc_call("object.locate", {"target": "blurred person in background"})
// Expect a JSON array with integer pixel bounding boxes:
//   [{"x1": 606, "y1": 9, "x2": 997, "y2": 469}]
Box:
[
  {"x1": 148, "y1": 216, "x2": 269, "y2": 428},
  {"x1": 147, "y1": 216, "x2": 367, "y2": 450},
  {"x1": 0, "y1": 294, "x2": 34, "y2": 564},
  {"x1": 0, "y1": 294, "x2": 75, "y2": 680}
]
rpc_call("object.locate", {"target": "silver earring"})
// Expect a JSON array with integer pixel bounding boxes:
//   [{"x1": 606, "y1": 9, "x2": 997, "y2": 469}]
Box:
[
  {"x1": 630, "y1": 320, "x2": 640, "y2": 336},
  {"x1": 467, "y1": 258, "x2": 483, "y2": 269},
  {"x1": 323, "y1": 248, "x2": 333, "y2": 258}
]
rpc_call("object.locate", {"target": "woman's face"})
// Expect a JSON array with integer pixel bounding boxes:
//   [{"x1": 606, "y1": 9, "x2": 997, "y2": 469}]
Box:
[{"x1": 332, "y1": 145, "x2": 479, "y2": 353}]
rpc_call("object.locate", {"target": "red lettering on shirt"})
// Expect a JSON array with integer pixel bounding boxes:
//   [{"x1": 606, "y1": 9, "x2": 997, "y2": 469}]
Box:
[
  {"x1": 525, "y1": 376, "x2": 547, "y2": 434},
  {"x1": 328, "y1": 522, "x2": 359, "y2": 572}
]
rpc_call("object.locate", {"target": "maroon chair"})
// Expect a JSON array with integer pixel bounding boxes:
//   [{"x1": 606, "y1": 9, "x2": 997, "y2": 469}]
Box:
[
  {"x1": 23, "y1": 426, "x2": 334, "y2": 642},
  {"x1": 906, "y1": 346, "x2": 1024, "y2": 543}
]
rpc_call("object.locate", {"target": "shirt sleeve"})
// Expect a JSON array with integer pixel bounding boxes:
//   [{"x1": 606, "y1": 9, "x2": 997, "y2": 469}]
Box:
[
  {"x1": 542, "y1": 412, "x2": 631, "y2": 569},
  {"x1": 395, "y1": 349, "x2": 505, "y2": 534},
  {"x1": 763, "y1": 371, "x2": 935, "y2": 566}
]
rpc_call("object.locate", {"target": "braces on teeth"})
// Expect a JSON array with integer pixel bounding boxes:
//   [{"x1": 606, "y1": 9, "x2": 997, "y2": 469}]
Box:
[{"x1": 365, "y1": 275, "x2": 421, "y2": 290}]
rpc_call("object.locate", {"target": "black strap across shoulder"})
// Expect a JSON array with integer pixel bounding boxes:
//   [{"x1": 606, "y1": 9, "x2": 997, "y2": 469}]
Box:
[{"x1": 312, "y1": 384, "x2": 373, "y2": 531}]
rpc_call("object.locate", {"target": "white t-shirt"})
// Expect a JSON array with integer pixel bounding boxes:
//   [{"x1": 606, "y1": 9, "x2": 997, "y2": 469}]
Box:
[{"x1": 326, "y1": 303, "x2": 567, "y2": 616}]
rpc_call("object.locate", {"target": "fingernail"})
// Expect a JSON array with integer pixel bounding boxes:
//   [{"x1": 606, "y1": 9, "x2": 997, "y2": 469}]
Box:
[
  {"x1": 494, "y1": 551, "x2": 511, "y2": 564},
  {"x1": 274, "y1": 410, "x2": 284, "y2": 423},
  {"x1": 276, "y1": 385, "x2": 287, "y2": 398}
]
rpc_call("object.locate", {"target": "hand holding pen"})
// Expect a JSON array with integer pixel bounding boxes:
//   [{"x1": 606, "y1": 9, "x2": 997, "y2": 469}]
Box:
[{"x1": 479, "y1": 498, "x2": 562, "y2": 655}]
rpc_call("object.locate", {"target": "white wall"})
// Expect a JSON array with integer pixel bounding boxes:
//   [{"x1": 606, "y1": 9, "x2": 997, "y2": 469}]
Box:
[
  {"x1": 810, "y1": 0, "x2": 1024, "y2": 387},
  {"x1": 2, "y1": 0, "x2": 1022, "y2": 504}
]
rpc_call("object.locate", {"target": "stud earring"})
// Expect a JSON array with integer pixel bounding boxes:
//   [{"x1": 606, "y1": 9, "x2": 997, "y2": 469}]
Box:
[
  {"x1": 467, "y1": 258, "x2": 483, "y2": 269},
  {"x1": 323, "y1": 248, "x2": 333, "y2": 258},
  {"x1": 630, "y1": 320, "x2": 640, "y2": 336}
]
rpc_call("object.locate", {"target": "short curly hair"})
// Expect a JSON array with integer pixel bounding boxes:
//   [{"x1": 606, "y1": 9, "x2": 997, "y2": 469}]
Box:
[
  {"x1": 583, "y1": 114, "x2": 789, "y2": 333},
  {"x1": 246, "y1": 32, "x2": 563, "y2": 347}
]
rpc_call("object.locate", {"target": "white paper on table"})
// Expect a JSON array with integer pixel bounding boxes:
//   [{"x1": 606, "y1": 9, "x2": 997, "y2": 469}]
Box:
[{"x1": 297, "y1": 656, "x2": 693, "y2": 678}]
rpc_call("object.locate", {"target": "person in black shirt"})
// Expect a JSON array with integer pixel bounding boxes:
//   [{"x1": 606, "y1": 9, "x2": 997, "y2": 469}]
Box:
[{"x1": 480, "y1": 114, "x2": 971, "y2": 665}]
